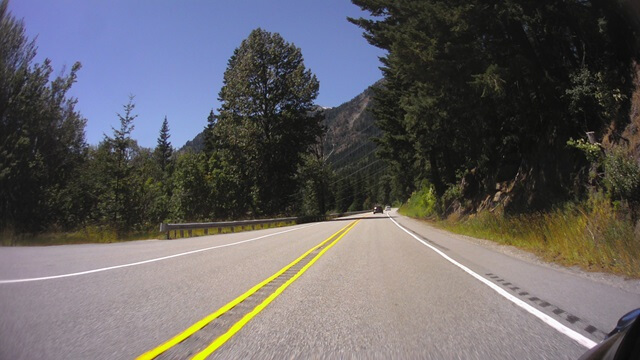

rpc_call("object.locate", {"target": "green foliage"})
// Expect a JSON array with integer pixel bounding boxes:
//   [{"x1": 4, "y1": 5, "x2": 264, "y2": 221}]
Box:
[
  {"x1": 203, "y1": 110, "x2": 217, "y2": 156},
  {"x1": 6, "y1": 0, "x2": 636, "y2": 253},
  {"x1": 98, "y1": 97, "x2": 140, "y2": 233},
  {"x1": 603, "y1": 148, "x2": 640, "y2": 202},
  {"x1": 566, "y1": 67, "x2": 628, "y2": 126},
  {"x1": 441, "y1": 183, "x2": 463, "y2": 213},
  {"x1": 0, "y1": 0, "x2": 87, "y2": 232},
  {"x1": 0, "y1": 5, "x2": 338, "y2": 242},
  {"x1": 154, "y1": 116, "x2": 173, "y2": 173},
  {"x1": 399, "y1": 182, "x2": 438, "y2": 219},
  {"x1": 169, "y1": 152, "x2": 213, "y2": 222},
  {"x1": 568, "y1": 137, "x2": 639, "y2": 204},
  {"x1": 440, "y1": 194, "x2": 640, "y2": 277},
  {"x1": 207, "y1": 28, "x2": 323, "y2": 216},
  {"x1": 296, "y1": 152, "x2": 332, "y2": 216},
  {"x1": 567, "y1": 138, "x2": 602, "y2": 163},
  {"x1": 351, "y1": 0, "x2": 639, "y2": 209},
  {"x1": 334, "y1": 178, "x2": 354, "y2": 213}
]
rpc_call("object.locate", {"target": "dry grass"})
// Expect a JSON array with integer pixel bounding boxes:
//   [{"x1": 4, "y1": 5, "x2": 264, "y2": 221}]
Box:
[
  {"x1": 436, "y1": 196, "x2": 640, "y2": 278},
  {"x1": 0, "y1": 220, "x2": 298, "y2": 246},
  {"x1": 0, "y1": 226, "x2": 159, "y2": 246}
]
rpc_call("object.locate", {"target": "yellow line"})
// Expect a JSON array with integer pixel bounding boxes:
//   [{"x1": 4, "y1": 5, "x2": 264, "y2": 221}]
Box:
[
  {"x1": 136, "y1": 220, "x2": 357, "y2": 360},
  {"x1": 191, "y1": 220, "x2": 360, "y2": 359}
]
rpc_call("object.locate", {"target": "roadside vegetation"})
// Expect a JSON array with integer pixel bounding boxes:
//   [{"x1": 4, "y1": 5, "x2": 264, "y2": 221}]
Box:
[
  {"x1": 353, "y1": 0, "x2": 640, "y2": 278},
  {"x1": 0, "y1": 221, "x2": 297, "y2": 246},
  {"x1": 3, "y1": 0, "x2": 640, "y2": 260},
  {"x1": 0, "y1": 2, "x2": 392, "y2": 245},
  {"x1": 0, "y1": 226, "x2": 156, "y2": 246},
  {"x1": 397, "y1": 131, "x2": 640, "y2": 277},
  {"x1": 400, "y1": 190, "x2": 640, "y2": 277}
]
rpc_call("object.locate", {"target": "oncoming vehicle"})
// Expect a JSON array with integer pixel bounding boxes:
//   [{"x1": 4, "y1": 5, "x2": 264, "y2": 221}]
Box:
[
  {"x1": 385, "y1": 205, "x2": 391, "y2": 212},
  {"x1": 373, "y1": 205, "x2": 383, "y2": 214}
]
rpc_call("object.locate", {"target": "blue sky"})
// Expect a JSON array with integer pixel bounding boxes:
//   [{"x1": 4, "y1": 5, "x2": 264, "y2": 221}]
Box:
[{"x1": 8, "y1": 0, "x2": 385, "y2": 149}]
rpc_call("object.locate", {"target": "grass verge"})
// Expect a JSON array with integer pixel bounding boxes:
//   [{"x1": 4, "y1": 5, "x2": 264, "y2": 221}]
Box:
[
  {"x1": 0, "y1": 226, "x2": 160, "y2": 246},
  {"x1": 400, "y1": 192, "x2": 640, "y2": 278},
  {"x1": 0, "y1": 220, "x2": 299, "y2": 246}
]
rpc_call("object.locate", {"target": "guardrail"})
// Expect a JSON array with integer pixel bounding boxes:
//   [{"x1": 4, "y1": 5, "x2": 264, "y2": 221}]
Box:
[{"x1": 159, "y1": 210, "x2": 371, "y2": 239}]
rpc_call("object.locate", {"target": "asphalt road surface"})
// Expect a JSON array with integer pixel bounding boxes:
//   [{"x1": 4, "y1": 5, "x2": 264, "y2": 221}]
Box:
[{"x1": 1, "y1": 210, "x2": 639, "y2": 359}]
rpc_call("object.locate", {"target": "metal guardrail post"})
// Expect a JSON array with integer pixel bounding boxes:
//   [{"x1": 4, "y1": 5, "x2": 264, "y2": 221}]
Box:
[{"x1": 159, "y1": 223, "x2": 169, "y2": 239}]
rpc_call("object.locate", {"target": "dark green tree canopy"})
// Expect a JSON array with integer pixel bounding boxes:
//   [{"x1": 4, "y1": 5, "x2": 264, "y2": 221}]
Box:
[
  {"x1": 100, "y1": 97, "x2": 139, "y2": 232},
  {"x1": 350, "y1": 0, "x2": 640, "y2": 211},
  {"x1": 218, "y1": 28, "x2": 320, "y2": 128},
  {"x1": 211, "y1": 28, "x2": 323, "y2": 215},
  {"x1": 0, "y1": 0, "x2": 86, "y2": 231},
  {"x1": 154, "y1": 116, "x2": 173, "y2": 172}
]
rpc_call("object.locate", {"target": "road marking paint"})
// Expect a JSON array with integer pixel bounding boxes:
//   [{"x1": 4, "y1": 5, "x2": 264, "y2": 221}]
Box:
[
  {"x1": 0, "y1": 224, "x2": 317, "y2": 284},
  {"x1": 136, "y1": 220, "x2": 359, "y2": 360},
  {"x1": 387, "y1": 214, "x2": 598, "y2": 349},
  {"x1": 484, "y1": 272, "x2": 608, "y2": 341},
  {"x1": 191, "y1": 220, "x2": 360, "y2": 359}
]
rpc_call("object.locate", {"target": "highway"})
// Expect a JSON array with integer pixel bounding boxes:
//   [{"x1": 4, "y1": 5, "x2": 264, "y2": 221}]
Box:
[{"x1": 1, "y1": 210, "x2": 639, "y2": 359}]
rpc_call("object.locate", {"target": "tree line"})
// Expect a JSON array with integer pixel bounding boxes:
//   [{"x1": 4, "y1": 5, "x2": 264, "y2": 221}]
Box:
[
  {"x1": 0, "y1": 2, "x2": 390, "y2": 239},
  {"x1": 350, "y1": 0, "x2": 640, "y2": 214}
]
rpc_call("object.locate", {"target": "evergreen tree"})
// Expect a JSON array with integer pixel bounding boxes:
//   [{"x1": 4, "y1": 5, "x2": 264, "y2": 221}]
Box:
[
  {"x1": 154, "y1": 116, "x2": 173, "y2": 173},
  {"x1": 102, "y1": 97, "x2": 139, "y2": 233},
  {"x1": 0, "y1": 0, "x2": 87, "y2": 232},
  {"x1": 169, "y1": 152, "x2": 213, "y2": 222},
  {"x1": 212, "y1": 28, "x2": 323, "y2": 215},
  {"x1": 203, "y1": 110, "x2": 217, "y2": 155},
  {"x1": 335, "y1": 177, "x2": 354, "y2": 213},
  {"x1": 350, "y1": 0, "x2": 640, "y2": 211}
]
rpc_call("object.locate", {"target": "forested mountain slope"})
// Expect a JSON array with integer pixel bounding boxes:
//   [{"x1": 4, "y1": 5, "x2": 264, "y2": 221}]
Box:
[
  {"x1": 322, "y1": 82, "x2": 379, "y2": 169},
  {"x1": 181, "y1": 82, "x2": 381, "y2": 164}
]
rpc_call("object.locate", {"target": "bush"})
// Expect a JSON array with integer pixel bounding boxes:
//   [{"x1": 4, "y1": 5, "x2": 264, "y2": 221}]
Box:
[
  {"x1": 442, "y1": 183, "x2": 463, "y2": 214},
  {"x1": 603, "y1": 148, "x2": 640, "y2": 202},
  {"x1": 400, "y1": 181, "x2": 438, "y2": 218}
]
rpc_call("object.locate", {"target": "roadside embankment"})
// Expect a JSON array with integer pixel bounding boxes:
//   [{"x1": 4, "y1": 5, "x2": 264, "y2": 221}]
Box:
[{"x1": 400, "y1": 193, "x2": 640, "y2": 278}]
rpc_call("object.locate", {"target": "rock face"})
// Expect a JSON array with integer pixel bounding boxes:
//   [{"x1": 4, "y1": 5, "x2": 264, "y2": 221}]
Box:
[
  {"x1": 321, "y1": 81, "x2": 381, "y2": 169},
  {"x1": 617, "y1": 66, "x2": 640, "y2": 162}
]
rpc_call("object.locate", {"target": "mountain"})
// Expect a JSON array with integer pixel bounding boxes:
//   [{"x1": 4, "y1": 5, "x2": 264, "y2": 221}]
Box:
[
  {"x1": 322, "y1": 82, "x2": 381, "y2": 171},
  {"x1": 179, "y1": 81, "x2": 382, "y2": 162},
  {"x1": 180, "y1": 130, "x2": 206, "y2": 153}
]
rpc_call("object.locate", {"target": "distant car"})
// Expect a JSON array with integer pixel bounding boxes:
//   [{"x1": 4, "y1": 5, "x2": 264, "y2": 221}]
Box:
[
  {"x1": 373, "y1": 205, "x2": 383, "y2": 214},
  {"x1": 385, "y1": 205, "x2": 391, "y2": 211}
]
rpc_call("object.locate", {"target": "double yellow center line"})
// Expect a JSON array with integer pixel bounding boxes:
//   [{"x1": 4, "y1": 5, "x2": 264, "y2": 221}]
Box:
[{"x1": 137, "y1": 220, "x2": 360, "y2": 360}]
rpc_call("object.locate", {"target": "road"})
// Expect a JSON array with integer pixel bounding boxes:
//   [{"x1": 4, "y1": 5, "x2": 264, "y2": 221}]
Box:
[{"x1": 0, "y1": 210, "x2": 638, "y2": 359}]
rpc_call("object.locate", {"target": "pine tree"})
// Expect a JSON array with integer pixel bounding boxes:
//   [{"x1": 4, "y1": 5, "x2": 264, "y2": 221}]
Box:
[
  {"x1": 0, "y1": 0, "x2": 87, "y2": 232},
  {"x1": 350, "y1": 0, "x2": 639, "y2": 211},
  {"x1": 203, "y1": 110, "x2": 217, "y2": 156},
  {"x1": 154, "y1": 116, "x2": 173, "y2": 173},
  {"x1": 103, "y1": 96, "x2": 138, "y2": 233},
  {"x1": 212, "y1": 28, "x2": 323, "y2": 215}
]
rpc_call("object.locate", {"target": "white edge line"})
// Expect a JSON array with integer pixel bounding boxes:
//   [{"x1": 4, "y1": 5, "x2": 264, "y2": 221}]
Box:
[
  {"x1": 0, "y1": 223, "x2": 318, "y2": 284},
  {"x1": 387, "y1": 213, "x2": 598, "y2": 349}
]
